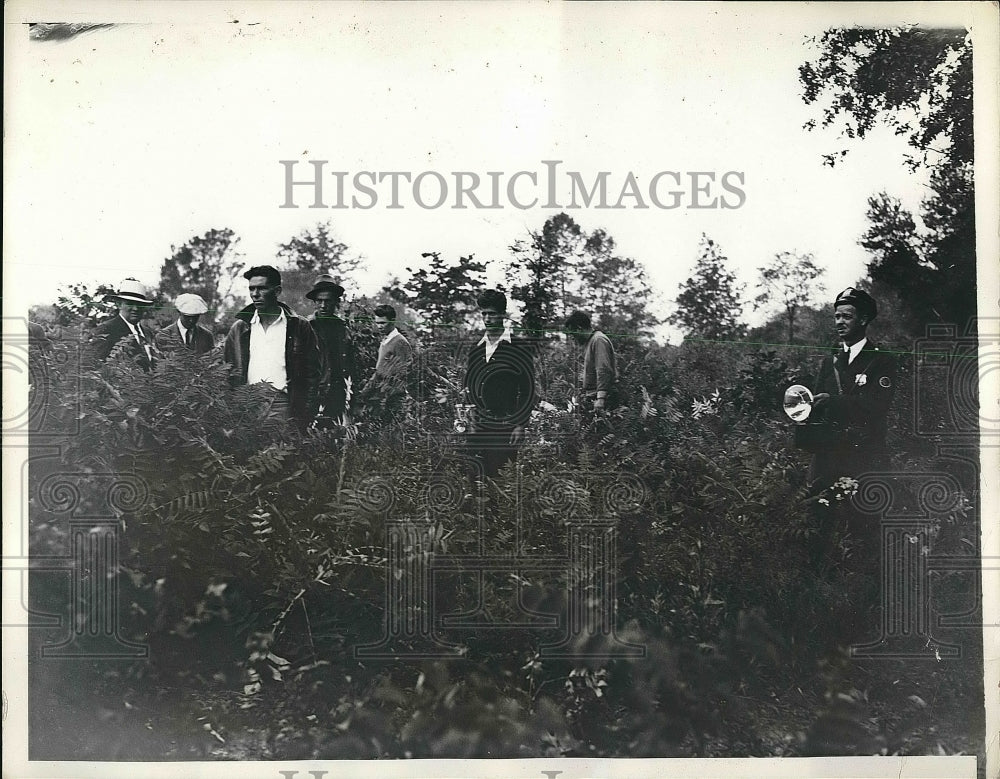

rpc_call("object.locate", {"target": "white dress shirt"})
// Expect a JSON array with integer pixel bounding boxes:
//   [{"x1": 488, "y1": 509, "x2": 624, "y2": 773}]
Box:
[
  {"x1": 478, "y1": 325, "x2": 512, "y2": 363},
  {"x1": 247, "y1": 308, "x2": 288, "y2": 391},
  {"x1": 120, "y1": 315, "x2": 153, "y2": 361},
  {"x1": 176, "y1": 319, "x2": 190, "y2": 346},
  {"x1": 843, "y1": 337, "x2": 868, "y2": 365},
  {"x1": 380, "y1": 327, "x2": 402, "y2": 351}
]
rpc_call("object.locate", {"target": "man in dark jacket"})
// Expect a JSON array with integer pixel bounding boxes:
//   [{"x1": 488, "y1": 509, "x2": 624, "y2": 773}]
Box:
[
  {"x1": 87, "y1": 278, "x2": 156, "y2": 370},
  {"x1": 223, "y1": 265, "x2": 321, "y2": 431},
  {"x1": 806, "y1": 287, "x2": 897, "y2": 489},
  {"x1": 154, "y1": 293, "x2": 215, "y2": 355},
  {"x1": 304, "y1": 274, "x2": 355, "y2": 425},
  {"x1": 798, "y1": 287, "x2": 897, "y2": 573},
  {"x1": 463, "y1": 289, "x2": 536, "y2": 477}
]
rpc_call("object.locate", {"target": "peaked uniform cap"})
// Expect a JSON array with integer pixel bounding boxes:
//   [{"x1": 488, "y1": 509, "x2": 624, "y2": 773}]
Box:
[{"x1": 834, "y1": 287, "x2": 877, "y2": 320}]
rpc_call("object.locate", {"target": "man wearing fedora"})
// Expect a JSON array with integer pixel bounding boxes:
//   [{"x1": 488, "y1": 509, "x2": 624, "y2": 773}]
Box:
[
  {"x1": 155, "y1": 293, "x2": 216, "y2": 355},
  {"x1": 799, "y1": 287, "x2": 897, "y2": 574},
  {"x1": 224, "y1": 265, "x2": 321, "y2": 431},
  {"x1": 305, "y1": 274, "x2": 355, "y2": 425},
  {"x1": 88, "y1": 278, "x2": 157, "y2": 370}
]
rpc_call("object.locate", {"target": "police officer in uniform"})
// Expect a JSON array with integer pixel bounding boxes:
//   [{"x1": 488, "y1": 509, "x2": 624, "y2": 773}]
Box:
[
  {"x1": 807, "y1": 287, "x2": 897, "y2": 487},
  {"x1": 799, "y1": 288, "x2": 897, "y2": 573}
]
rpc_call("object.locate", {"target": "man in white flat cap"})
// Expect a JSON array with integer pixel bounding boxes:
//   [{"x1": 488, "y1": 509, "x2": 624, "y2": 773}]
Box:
[
  {"x1": 155, "y1": 293, "x2": 215, "y2": 355},
  {"x1": 88, "y1": 278, "x2": 156, "y2": 369}
]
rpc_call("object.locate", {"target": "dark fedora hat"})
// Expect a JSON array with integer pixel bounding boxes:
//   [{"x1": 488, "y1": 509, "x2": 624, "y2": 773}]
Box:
[{"x1": 305, "y1": 274, "x2": 345, "y2": 301}]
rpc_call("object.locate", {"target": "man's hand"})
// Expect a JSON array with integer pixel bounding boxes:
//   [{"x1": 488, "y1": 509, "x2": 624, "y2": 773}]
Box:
[
  {"x1": 509, "y1": 426, "x2": 525, "y2": 445},
  {"x1": 811, "y1": 392, "x2": 831, "y2": 414}
]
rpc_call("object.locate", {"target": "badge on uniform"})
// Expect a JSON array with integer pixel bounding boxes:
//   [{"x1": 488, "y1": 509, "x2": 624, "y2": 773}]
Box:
[
  {"x1": 855, "y1": 374, "x2": 867, "y2": 386},
  {"x1": 879, "y1": 376, "x2": 892, "y2": 388}
]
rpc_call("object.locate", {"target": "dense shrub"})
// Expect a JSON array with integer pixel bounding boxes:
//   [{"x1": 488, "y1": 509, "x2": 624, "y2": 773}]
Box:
[{"x1": 26, "y1": 316, "x2": 983, "y2": 760}]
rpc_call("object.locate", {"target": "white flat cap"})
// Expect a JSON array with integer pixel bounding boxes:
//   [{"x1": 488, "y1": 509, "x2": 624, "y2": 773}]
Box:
[{"x1": 174, "y1": 293, "x2": 209, "y2": 315}]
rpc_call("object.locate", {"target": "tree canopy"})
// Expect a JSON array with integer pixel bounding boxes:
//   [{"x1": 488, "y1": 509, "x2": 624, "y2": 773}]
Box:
[
  {"x1": 668, "y1": 234, "x2": 746, "y2": 342},
  {"x1": 755, "y1": 252, "x2": 826, "y2": 344},
  {"x1": 801, "y1": 26, "x2": 975, "y2": 329},
  {"x1": 393, "y1": 252, "x2": 487, "y2": 333},
  {"x1": 158, "y1": 228, "x2": 244, "y2": 321}
]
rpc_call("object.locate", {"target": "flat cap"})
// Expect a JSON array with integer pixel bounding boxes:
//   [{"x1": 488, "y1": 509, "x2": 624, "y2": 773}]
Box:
[{"x1": 174, "y1": 293, "x2": 209, "y2": 315}]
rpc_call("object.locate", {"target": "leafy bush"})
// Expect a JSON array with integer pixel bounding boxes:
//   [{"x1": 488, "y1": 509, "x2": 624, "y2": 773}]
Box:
[{"x1": 27, "y1": 319, "x2": 983, "y2": 761}]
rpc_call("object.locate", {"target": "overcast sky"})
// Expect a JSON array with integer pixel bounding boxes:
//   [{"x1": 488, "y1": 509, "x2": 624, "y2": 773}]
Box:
[{"x1": 4, "y1": 3, "x2": 980, "y2": 339}]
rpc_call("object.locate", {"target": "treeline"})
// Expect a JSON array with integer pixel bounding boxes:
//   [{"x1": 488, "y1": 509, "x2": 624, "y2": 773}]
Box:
[{"x1": 42, "y1": 213, "x2": 662, "y2": 344}]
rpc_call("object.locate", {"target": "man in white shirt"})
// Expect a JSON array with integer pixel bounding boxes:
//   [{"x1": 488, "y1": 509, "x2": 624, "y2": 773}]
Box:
[{"x1": 224, "y1": 265, "x2": 321, "y2": 431}]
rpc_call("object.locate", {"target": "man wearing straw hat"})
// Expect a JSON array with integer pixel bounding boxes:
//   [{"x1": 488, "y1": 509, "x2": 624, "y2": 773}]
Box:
[
  {"x1": 88, "y1": 278, "x2": 157, "y2": 370},
  {"x1": 154, "y1": 293, "x2": 216, "y2": 355}
]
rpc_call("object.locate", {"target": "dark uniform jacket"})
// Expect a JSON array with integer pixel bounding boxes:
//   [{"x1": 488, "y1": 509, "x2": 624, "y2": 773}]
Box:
[
  {"x1": 307, "y1": 313, "x2": 355, "y2": 418},
  {"x1": 463, "y1": 334, "x2": 537, "y2": 431},
  {"x1": 806, "y1": 340, "x2": 897, "y2": 487},
  {"x1": 224, "y1": 303, "x2": 321, "y2": 428},
  {"x1": 88, "y1": 314, "x2": 155, "y2": 370},
  {"x1": 154, "y1": 321, "x2": 215, "y2": 355}
]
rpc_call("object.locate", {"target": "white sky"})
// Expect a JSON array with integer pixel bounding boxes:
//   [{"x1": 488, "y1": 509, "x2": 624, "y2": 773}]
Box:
[{"x1": 2, "y1": 3, "x2": 980, "y2": 339}]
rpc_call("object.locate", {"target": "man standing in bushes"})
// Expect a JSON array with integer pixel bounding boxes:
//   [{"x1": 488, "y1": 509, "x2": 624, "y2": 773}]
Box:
[
  {"x1": 154, "y1": 293, "x2": 215, "y2": 355},
  {"x1": 87, "y1": 278, "x2": 156, "y2": 370},
  {"x1": 224, "y1": 265, "x2": 321, "y2": 431},
  {"x1": 800, "y1": 287, "x2": 897, "y2": 569},
  {"x1": 367, "y1": 304, "x2": 413, "y2": 386},
  {"x1": 463, "y1": 289, "x2": 536, "y2": 477},
  {"x1": 305, "y1": 274, "x2": 355, "y2": 425},
  {"x1": 564, "y1": 310, "x2": 620, "y2": 412}
]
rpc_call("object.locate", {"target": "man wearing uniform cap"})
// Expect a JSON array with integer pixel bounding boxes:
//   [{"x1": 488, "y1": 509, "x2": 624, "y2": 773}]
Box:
[
  {"x1": 800, "y1": 287, "x2": 897, "y2": 570},
  {"x1": 88, "y1": 278, "x2": 157, "y2": 370},
  {"x1": 154, "y1": 293, "x2": 215, "y2": 355},
  {"x1": 305, "y1": 274, "x2": 356, "y2": 425}
]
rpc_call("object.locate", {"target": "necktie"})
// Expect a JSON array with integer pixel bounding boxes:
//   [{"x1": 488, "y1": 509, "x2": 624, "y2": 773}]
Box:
[
  {"x1": 185, "y1": 328, "x2": 193, "y2": 349},
  {"x1": 834, "y1": 349, "x2": 849, "y2": 383},
  {"x1": 136, "y1": 326, "x2": 153, "y2": 364}
]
